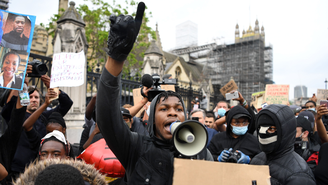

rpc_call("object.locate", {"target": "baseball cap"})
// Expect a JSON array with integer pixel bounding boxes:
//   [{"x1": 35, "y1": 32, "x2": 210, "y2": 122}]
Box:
[
  {"x1": 121, "y1": 107, "x2": 132, "y2": 118},
  {"x1": 296, "y1": 116, "x2": 313, "y2": 133},
  {"x1": 233, "y1": 113, "x2": 251, "y2": 120},
  {"x1": 298, "y1": 110, "x2": 315, "y2": 128},
  {"x1": 289, "y1": 105, "x2": 301, "y2": 114}
]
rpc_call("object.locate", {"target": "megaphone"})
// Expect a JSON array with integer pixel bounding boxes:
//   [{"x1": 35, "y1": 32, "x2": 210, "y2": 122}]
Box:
[{"x1": 170, "y1": 120, "x2": 208, "y2": 157}]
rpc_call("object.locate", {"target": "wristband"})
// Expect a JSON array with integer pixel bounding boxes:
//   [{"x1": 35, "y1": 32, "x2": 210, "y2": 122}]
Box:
[{"x1": 242, "y1": 100, "x2": 247, "y2": 107}]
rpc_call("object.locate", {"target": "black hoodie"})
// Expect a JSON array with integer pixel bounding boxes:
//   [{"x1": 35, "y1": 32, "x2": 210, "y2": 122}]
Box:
[
  {"x1": 250, "y1": 104, "x2": 316, "y2": 185},
  {"x1": 208, "y1": 105, "x2": 261, "y2": 161},
  {"x1": 97, "y1": 68, "x2": 212, "y2": 185}
]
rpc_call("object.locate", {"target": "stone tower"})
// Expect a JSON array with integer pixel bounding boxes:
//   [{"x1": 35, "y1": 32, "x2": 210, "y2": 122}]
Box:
[{"x1": 53, "y1": 1, "x2": 89, "y2": 143}]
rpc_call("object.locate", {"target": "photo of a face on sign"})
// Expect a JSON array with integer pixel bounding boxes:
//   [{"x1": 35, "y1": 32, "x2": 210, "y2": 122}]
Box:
[
  {"x1": 0, "y1": 13, "x2": 32, "y2": 51},
  {"x1": 0, "y1": 48, "x2": 28, "y2": 90}
]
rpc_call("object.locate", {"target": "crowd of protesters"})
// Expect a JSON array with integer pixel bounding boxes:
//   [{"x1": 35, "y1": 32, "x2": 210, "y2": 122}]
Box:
[{"x1": 0, "y1": 4, "x2": 328, "y2": 185}]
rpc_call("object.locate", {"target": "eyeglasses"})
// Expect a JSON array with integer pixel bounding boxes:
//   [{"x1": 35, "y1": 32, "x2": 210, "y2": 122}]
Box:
[{"x1": 231, "y1": 121, "x2": 249, "y2": 126}]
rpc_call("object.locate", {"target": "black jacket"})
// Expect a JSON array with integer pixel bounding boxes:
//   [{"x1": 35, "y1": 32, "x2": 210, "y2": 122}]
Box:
[
  {"x1": 97, "y1": 68, "x2": 212, "y2": 185},
  {"x1": 0, "y1": 104, "x2": 26, "y2": 184},
  {"x1": 208, "y1": 105, "x2": 261, "y2": 161},
  {"x1": 1, "y1": 91, "x2": 73, "y2": 173},
  {"x1": 250, "y1": 104, "x2": 316, "y2": 185}
]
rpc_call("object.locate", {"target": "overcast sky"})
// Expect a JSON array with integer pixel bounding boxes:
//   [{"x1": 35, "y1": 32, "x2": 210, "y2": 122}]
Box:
[{"x1": 8, "y1": 0, "x2": 328, "y2": 100}]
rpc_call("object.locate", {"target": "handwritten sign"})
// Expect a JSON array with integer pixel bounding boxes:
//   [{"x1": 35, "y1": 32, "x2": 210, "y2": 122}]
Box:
[
  {"x1": 265, "y1": 84, "x2": 289, "y2": 105},
  {"x1": 251, "y1": 91, "x2": 265, "y2": 109},
  {"x1": 220, "y1": 79, "x2": 238, "y2": 98},
  {"x1": 50, "y1": 50, "x2": 85, "y2": 88},
  {"x1": 317, "y1": 89, "x2": 328, "y2": 105}
]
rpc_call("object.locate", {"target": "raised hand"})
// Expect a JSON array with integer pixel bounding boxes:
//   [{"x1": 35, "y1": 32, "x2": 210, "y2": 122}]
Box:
[{"x1": 107, "y1": 2, "x2": 145, "y2": 62}]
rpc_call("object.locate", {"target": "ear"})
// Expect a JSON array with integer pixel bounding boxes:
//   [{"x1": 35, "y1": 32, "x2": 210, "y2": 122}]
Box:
[{"x1": 62, "y1": 128, "x2": 66, "y2": 136}]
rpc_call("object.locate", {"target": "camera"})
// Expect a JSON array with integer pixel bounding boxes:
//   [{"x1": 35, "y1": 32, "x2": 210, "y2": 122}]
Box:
[
  {"x1": 225, "y1": 149, "x2": 241, "y2": 163},
  {"x1": 147, "y1": 74, "x2": 177, "y2": 101},
  {"x1": 28, "y1": 59, "x2": 48, "y2": 77}
]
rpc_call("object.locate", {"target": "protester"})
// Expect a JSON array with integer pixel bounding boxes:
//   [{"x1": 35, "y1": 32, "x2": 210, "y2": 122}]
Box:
[
  {"x1": 38, "y1": 130, "x2": 69, "y2": 161},
  {"x1": 1, "y1": 15, "x2": 29, "y2": 51},
  {"x1": 314, "y1": 142, "x2": 328, "y2": 185},
  {"x1": 1, "y1": 74, "x2": 73, "y2": 178},
  {"x1": 0, "y1": 52, "x2": 22, "y2": 88},
  {"x1": 200, "y1": 94, "x2": 208, "y2": 110},
  {"x1": 205, "y1": 112, "x2": 215, "y2": 129},
  {"x1": 289, "y1": 105, "x2": 301, "y2": 117},
  {"x1": 13, "y1": 158, "x2": 107, "y2": 185},
  {"x1": 96, "y1": 6, "x2": 213, "y2": 184},
  {"x1": 213, "y1": 100, "x2": 230, "y2": 118},
  {"x1": 208, "y1": 105, "x2": 261, "y2": 163},
  {"x1": 251, "y1": 104, "x2": 316, "y2": 185},
  {"x1": 0, "y1": 88, "x2": 26, "y2": 184},
  {"x1": 190, "y1": 109, "x2": 218, "y2": 147},
  {"x1": 295, "y1": 116, "x2": 321, "y2": 171},
  {"x1": 315, "y1": 104, "x2": 328, "y2": 144}
]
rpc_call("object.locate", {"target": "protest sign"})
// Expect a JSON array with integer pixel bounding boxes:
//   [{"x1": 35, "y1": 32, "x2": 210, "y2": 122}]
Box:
[
  {"x1": 0, "y1": 10, "x2": 36, "y2": 90},
  {"x1": 317, "y1": 89, "x2": 328, "y2": 105},
  {"x1": 220, "y1": 79, "x2": 238, "y2": 98},
  {"x1": 265, "y1": 84, "x2": 289, "y2": 105},
  {"x1": 50, "y1": 50, "x2": 85, "y2": 88},
  {"x1": 251, "y1": 91, "x2": 266, "y2": 109},
  {"x1": 173, "y1": 158, "x2": 270, "y2": 185}
]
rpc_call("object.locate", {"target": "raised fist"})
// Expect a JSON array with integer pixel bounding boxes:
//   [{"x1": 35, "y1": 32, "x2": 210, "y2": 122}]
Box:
[{"x1": 107, "y1": 2, "x2": 145, "y2": 62}]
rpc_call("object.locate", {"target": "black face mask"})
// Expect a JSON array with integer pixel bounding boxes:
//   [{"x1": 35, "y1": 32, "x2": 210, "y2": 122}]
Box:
[
  {"x1": 258, "y1": 126, "x2": 277, "y2": 154},
  {"x1": 257, "y1": 114, "x2": 278, "y2": 154}
]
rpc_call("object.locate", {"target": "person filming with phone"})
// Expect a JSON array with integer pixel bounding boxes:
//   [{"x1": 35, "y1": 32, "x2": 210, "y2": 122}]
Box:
[{"x1": 1, "y1": 65, "x2": 73, "y2": 180}]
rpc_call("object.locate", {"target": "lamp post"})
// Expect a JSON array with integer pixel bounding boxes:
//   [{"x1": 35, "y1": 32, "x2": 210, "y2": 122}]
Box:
[{"x1": 325, "y1": 78, "x2": 327, "y2": 89}]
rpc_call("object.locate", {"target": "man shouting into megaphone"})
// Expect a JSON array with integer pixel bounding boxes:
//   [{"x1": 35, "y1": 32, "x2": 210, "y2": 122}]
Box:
[{"x1": 96, "y1": 2, "x2": 213, "y2": 185}]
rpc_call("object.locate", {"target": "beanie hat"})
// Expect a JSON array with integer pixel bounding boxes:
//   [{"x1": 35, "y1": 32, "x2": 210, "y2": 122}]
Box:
[{"x1": 48, "y1": 112, "x2": 66, "y2": 128}]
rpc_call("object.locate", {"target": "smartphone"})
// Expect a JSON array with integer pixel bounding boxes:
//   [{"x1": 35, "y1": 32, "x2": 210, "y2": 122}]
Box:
[
  {"x1": 49, "y1": 87, "x2": 59, "y2": 102},
  {"x1": 320, "y1": 100, "x2": 328, "y2": 108},
  {"x1": 226, "y1": 91, "x2": 239, "y2": 100}
]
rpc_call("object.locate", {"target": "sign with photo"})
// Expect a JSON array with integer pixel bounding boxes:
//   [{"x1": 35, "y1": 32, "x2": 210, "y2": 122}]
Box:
[
  {"x1": 317, "y1": 89, "x2": 328, "y2": 105},
  {"x1": 0, "y1": 10, "x2": 36, "y2": 90}
]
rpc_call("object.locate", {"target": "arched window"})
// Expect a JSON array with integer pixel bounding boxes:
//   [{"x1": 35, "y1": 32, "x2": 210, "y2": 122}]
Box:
[{"x1": 175, "y1": 66, "x2": 181, "y2": 80}]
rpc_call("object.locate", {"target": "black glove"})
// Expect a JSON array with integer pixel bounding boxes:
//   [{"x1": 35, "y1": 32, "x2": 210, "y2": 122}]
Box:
[{"x1": 107, "y1": 2, "x2": 145, "y2": 62}]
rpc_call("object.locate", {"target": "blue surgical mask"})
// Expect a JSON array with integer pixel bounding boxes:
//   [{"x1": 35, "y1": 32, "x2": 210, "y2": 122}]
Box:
[
  {"x1": 231, "y1": 125, "x2": 248, "y2": 135},
  {"x1": 217, "y1": 108, "x2": 226, "y2": 117},
  {"x1": 308, "y1": 108, "x2": 316, "y2": 113}
]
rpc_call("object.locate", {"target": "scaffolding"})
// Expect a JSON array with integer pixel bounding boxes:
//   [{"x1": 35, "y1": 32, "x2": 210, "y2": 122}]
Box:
[{"x1": 204, "y1": 36, "x2": 273, "y2": 102}]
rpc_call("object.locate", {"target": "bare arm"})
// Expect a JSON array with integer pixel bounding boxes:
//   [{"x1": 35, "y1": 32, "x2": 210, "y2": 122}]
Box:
[
  {"x1": 22, "y1": 88, "x2": 56, "y2": 131},
  {"x1": 128, "y1": 87, "x2": 151, "y2": 117},
  {"x1": 316, "y1": 105, "x2": 328, "y2": 144},
  {"x1": 213, "y1": 116, "x2": 226, "y2": 131},
  {"x1": 0, "y1": 163, "x2": 7, "y2": 181},
  {"x1": 83, "y1": 124, "x2": 100, "y2": 149}
]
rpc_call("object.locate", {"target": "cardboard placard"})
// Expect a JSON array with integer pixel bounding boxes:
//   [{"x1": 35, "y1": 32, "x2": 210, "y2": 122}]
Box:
[
  {"x1": 317, "y1": 89, "x2": 328, "y2": 105},
  {"x1": 132, "y1": 85, "x2": 175, "y2": 117},
  {"x1": 265, "y1": 84, "x2": 289, "y2": 105},
  {"x1": 251, "y1": 91, "x2": 266, "y2": 109},
  {"x1": 50, "y1": 50, "x2": 85, "y2": 88},
  {"x1": 220, "y1": 79, "x2": 238, "y2": 98},
  {"x1": 173, "y1": 158, "x2": 270, "y2": 185}
]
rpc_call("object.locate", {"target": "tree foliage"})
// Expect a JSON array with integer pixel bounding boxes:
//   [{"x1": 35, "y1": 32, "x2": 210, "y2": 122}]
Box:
[{"x1": 43, "y1": 0, "x2": 156, "y2": 74}]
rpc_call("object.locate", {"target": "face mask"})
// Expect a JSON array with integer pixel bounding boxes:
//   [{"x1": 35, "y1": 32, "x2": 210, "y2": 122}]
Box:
[
  {"x1": 231, "y1": 125, "x2": 248, "y2": 135},
  {"x1": 217, "y1": 108, "x2": 226, "y2": 117},
  {"x1": 308, "y1": 108, "x2": 316, "y2": 113},
  {"x1": 258, "y1": 126, "x2": 277, "y2": 154}
]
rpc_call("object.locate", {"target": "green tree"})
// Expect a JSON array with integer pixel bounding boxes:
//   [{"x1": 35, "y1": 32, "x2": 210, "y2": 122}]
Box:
[
  {"x1": 43, "y1": 0, "x2": 156, "y2": 74},
  {"x1": 77, "y1": 0, "x2": 155, "y2": 74}
]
